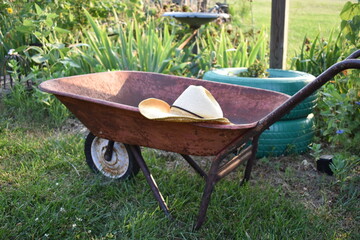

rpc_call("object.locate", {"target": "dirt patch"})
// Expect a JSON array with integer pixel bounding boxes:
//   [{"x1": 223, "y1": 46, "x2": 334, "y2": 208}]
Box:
[
  {"x1": 59, "y1": 117, "x2": 89, "y2": 136},
  {"x1": 158, "y1": 149, "x2": 338, "y2": 210},
  {"x1": 251, "y1": 155, "x2": 338, "y2": 209}
]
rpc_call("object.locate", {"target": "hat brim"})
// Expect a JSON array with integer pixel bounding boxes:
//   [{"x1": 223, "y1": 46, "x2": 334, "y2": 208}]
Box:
[{"x1": 139, "y1": 98, "x2": 230, "y2": 123}]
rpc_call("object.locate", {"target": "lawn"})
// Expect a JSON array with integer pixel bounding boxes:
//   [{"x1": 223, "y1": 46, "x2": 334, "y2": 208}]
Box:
[
  {"x1": 229, "y1": 0, "x2": 354, "y2": 60},
  {"x1": 0, "y1": 104, "x2": 358, "y2": 239}
]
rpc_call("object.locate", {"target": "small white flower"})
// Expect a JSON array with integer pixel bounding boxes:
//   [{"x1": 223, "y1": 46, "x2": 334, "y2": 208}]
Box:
[
  {"x1": 8, "y1": 49, "x2": 16, "y2": 55},
  {"x1": 72, "y1": 223, "x2": 77, "y2": 228},
  {"x1": 55, "y1": 182, "x2": 59, "y2": 186},
  {"x1": 60, "y1": 207, "x2": 65, "y2": 212},
  {"x1": 76, "y1": 217, "x2": 83, "y2": 222},
  {"x1": 35, "y1": 218, "x2": 39, "y2": 221},
  {"x1": 44, "y1": 233, "x2": 49, "y2": 238}
]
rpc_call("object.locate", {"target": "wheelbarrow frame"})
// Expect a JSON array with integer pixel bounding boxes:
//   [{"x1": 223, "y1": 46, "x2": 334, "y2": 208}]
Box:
[
  {"x1": 39, "y1": 50, "x2": 360, "y2": 230},
  {"x1": 188, "y1": 51, "x2": 360, "y2": 229}
]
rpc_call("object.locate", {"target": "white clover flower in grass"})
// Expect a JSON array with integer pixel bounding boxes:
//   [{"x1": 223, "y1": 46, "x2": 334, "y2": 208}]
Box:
[
  {"x1": 60, "y1": 207, "x2": 66, "y2": 212},
  {"x1": 8, "y1": 49, "x2": 16, "y2": 55},
  {"x1": 72, "y1": 223, "x2": 77, "y2": 228}
]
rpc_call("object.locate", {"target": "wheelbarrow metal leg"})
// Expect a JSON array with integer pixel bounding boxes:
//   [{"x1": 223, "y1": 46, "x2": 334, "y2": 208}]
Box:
[
  {"x1": 217, "y1": 145, "x2": 253, "y2": 179},
  {"x1": 181, "y1": 154, "x2": 207, "y2": 179},
  {"x1": 128, "y1": 145, "x2": 171, "y2": 217},
  {"x1": 241, "y1": 135, "x2": 260, "y2": 185},
  {"x1": 194, "y1": 159, "x2": 221, "y2": 230}
]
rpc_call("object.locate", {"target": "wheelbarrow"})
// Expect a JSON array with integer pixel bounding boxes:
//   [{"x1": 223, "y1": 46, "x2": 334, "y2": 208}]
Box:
[{"x1": 39, "y1": 50, "x2": 360, "y2": 229}]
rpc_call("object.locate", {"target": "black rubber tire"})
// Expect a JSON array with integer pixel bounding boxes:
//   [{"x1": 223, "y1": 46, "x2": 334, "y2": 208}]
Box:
[
  {"x1": 84, "y1": 132, "x2": 140, "y2": 180},
  {"x1": 256, "y1": 114, "x2": 315, "y2": 158},
  {"x1": 203, "y1": 68, "x2": 317, "y2": 120}
]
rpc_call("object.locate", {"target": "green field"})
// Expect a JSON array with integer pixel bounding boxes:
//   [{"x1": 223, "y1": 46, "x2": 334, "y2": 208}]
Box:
[{"x1": 227, "y1": 0, "x2": 354, "y2": 60}]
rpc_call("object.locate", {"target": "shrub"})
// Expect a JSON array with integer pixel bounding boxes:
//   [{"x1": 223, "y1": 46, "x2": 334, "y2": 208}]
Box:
[
  {"x1": 292, "y1": 1, "x2": 360, "y2": 154},
  {"x1": 297, "y1": 1, "x2": 359, "y2": 211},
  {"x1": 315, "y1": 71, "x2": 360, "y2": 154}
]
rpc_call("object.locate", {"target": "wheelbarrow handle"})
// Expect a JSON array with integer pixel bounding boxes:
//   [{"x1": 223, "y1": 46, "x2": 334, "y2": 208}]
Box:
[
  {"x1": 346, "y1": 49, "x2": 360, "y2": 59},
  {"x1": 194, "y1": 49, "x2": 359, "y2": 230},
  {"x1": 259, "y1": 49, "x2": 360, "y2": 132},
  {"x1": 215, "y1": 49, "x2": 360, "y2": 161}
]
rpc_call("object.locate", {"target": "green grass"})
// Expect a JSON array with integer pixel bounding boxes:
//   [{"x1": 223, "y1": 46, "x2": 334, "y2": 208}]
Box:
[
  {"x1": 228, "y1": 0, "x2": 354, "y2": 61},
  {"x1": 0, "y1": 112, "x2": 357, "y2": 239}
]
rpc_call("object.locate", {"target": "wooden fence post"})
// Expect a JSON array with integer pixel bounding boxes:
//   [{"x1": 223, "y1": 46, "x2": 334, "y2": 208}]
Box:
[
  {"x1": 199, "y1": 0, "x2": 208, "y2": 12},
  {"x1": 270, "y1": 0, "x2": 289, "y2": 69}
]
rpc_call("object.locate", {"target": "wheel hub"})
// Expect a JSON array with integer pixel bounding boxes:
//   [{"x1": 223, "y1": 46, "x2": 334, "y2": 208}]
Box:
[{"x1": 91, "y1": 138, "x2": 130, "y2": 178}]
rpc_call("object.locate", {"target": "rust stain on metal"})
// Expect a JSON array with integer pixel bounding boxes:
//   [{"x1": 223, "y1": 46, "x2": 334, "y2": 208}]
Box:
[{"x1": 39, "y1": 71, "x2": 290, "y2": 156}]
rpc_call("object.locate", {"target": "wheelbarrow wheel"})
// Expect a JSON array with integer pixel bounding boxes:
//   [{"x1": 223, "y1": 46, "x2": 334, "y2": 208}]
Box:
[{"x1": 84, "y1": 132, "x2": 140, "y2": 180}]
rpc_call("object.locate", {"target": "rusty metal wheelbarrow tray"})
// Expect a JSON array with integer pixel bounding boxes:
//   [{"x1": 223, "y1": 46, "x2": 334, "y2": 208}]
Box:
[
  {"x1": 39, "y1": 71, "x2": 289, "y2": 156},
  {"x1": 38, "y1": 50, "x2": 360, "y2": 230}
]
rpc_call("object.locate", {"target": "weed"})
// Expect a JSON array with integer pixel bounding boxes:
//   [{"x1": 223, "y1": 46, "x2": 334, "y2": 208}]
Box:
[
  {"x1": 309, "y1": 143, "x2": 323, "y2": 161},
  {"x1": 237, "y1": 60, "x2": 269, "y2": 78},
  {"x1": 2, "y1": 84, "x2": 69, "y2": 127}
]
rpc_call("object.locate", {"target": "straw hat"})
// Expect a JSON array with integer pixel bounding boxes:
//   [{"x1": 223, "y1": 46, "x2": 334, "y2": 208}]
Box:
[{"x1": 138, "y1": 85, "x2": 230, "y2": 123}]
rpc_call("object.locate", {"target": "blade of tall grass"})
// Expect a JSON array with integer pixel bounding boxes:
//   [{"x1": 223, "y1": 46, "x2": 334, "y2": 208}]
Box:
[
  {"x1": 201, "y1": 27, "x2": 268, "y2": 69},
  {"x1": 248, "y1": 30, "x2": 266, "y2": 65},
  {"x1": 133, "y1": 18, "x2": 176, "y2": 73},
  {"x1": 79, "y1": 12, "x2": 178, "y2": 73},
  {"x1": 83, "y1": 9, "x2": 120, "y2": 70}
]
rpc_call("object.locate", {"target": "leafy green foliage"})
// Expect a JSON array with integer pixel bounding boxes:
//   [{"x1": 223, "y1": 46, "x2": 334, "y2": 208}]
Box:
[
  {"x1": 0, "y1": 2, "x2": 29, "y2": 58},
  {"x1": 291, "y1": 2, "x2": 359, "y2": 76},
  {"x1": 200, "y1": 27, "x2": 268, "y2": 69},
  {"x1": 80, "y1": 10, "x2": 178, "y2": 73},
  {"x1": 315, "y1": 72, "x2": 360, "y2": 154},
  {"x1": 291, "y1": 1, "x2": 359, "y2": 212},
  {"x1": 237, "y1": 60, "x2": 269, "y2": 78},
  {"x1": 2, "y1": 84, "x2": 69, "y2": 127},
  {"x1": 340, "y1": 1, "x2": 360, "y2": 46},
  {"x1": 15, "y1": 4, "x2": 71, "y2": 41},
  {"x1": 290, "y1": 32, "x2": 346, "y2": 76},
  {"x1": 0, "y1": 0, "x2": 150, "y2": 64},
  {"x1": 292, "y1": 1, "x2": 360, "y2": 152},
  {"x1": 330, "y1": 153, "x2": 360, "y2": 217}
]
